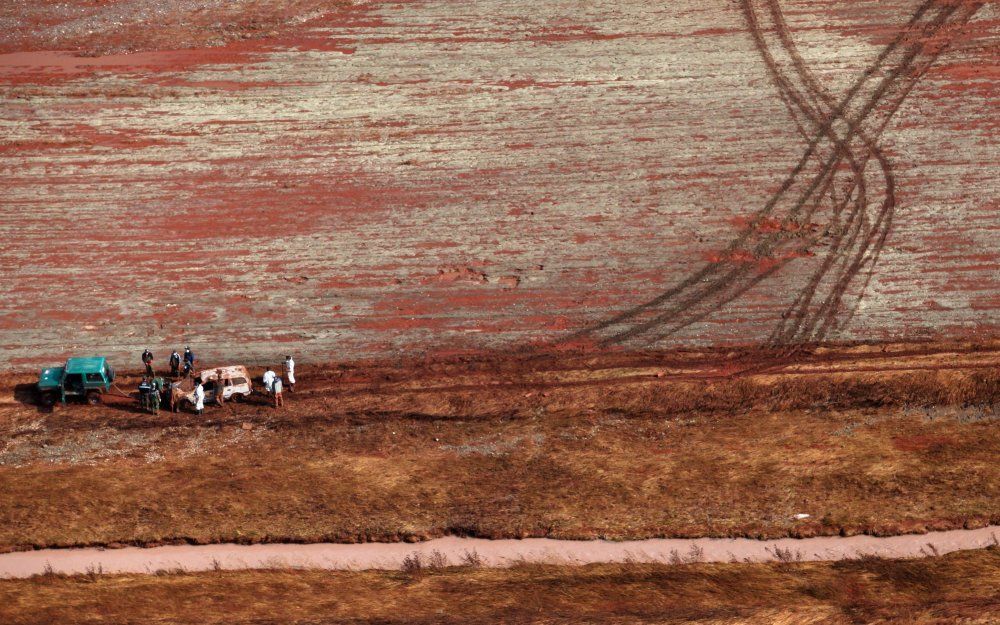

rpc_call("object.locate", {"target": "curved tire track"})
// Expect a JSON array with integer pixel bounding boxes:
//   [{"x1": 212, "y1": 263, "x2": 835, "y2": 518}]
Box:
[{"x1": 560, "y1": 0, "x2": 984, "y2": 349}]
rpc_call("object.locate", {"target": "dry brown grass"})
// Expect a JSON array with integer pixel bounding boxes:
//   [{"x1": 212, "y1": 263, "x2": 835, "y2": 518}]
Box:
[
  {"x1": 2, "y1": 549, "x2": 998, "y2": 624},
  {"x1": 292, "y1": 344, "x2": 1000, "y2": 422},
  {"x1": 0, "y1": 399, "x2": 997, "y2": 549},
  {"x1": 0, "y1": 343, "x2": 997, "y2": 550}
]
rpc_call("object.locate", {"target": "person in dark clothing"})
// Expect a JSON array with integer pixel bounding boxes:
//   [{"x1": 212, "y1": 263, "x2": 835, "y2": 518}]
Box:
[
  {"x1": 183, "y1": 347, "x2": 195, "y2": 370},
  {"x1": 169, "y1": 350, "x2": 181, "y2": 377},
  {"x1": 138, "y1": 376, "x2": 152, "y2": 412},
  {"x1": 149, "y1": 378, "x2": 162, "y2": 414},
  {"x1": 150, "y1": 387, "x2": 161, "y2": 414},
  {"x1": 141, "y1": 348, "x2": 154, "y2": 376}
]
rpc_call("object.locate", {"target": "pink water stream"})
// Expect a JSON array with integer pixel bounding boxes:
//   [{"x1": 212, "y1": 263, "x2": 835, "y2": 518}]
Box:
[{"x1": 1, "y1": 526, "x2": 997, "y2": 578}]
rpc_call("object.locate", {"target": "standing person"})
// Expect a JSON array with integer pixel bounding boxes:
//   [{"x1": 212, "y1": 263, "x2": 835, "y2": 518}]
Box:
[
  {"x1": 193, "y1": 379, "x2": 205, "y2": 416},
  {"x1": 215, "y1": 368, "x2": 226, "y2": 405},
  {"x1": 272, "y1": 376, "x2": 283, "y2": 408},
  {"x1": 141, "y1": 348, "x2": 154, "y2": 376},
  {"x1": 262, "y1": 367, "x2": 276, "y2": 395},
  {"x1": 168, "y1": 380, "x2": 183, "y2": 413},
  {"x1": 183, "y1": 347, "x2": 195, "y2": 371},
  {"x1": 149, "y1": 380, "x2": 161, "y2": 415},
  {"x1": 138, "y1": 376, "x2": 152, "y2": 412},
  {"x1": 282, "y1": 355, "x2": 295, "y2": 392},
  {"x1": 169, "y1": 350, "x2": 181, "y2": 378}
]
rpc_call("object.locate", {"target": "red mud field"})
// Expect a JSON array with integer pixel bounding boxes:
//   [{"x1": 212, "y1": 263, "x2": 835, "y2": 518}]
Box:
[
  {"x1": 0, "y1": 0, "x2": 354, "y2": 55},
  {"x1": 0, "y1": 0, "x2": 997, "y2": 369}
]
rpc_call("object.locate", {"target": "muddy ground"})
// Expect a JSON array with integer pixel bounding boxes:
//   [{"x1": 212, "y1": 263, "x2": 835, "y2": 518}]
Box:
[
  {"x1": 1, "y1": 0, "x2": 997, "y2": 368},
  {"x1": 1, "y1": 342, "x2": 998, "y2": 551},
  {"x1": 1, "y1": 0, "x2": 352, "y2": 55},
  {"x1": 2, "y1": 3, "x2": 997, "y2": 621}
]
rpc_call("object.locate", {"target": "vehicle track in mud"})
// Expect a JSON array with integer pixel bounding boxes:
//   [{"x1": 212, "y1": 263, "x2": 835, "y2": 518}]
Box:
[
  {"x1": 753, "y1": 0, "x2": 893, "y2": 346},
  {"x1": 563, "y1": 0, "x2": 985, "y2": 349},
  {"x1": 5, "y1": 342, "x2": 999, "y2": 434}
]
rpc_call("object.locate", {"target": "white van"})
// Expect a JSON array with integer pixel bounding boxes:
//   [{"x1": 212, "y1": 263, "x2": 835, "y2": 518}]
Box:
[{"x1": 173, "y1": 365, "x2": 253, "y2": 408}]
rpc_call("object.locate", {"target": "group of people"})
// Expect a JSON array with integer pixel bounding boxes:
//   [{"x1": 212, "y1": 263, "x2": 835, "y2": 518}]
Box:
[
  {"x1": 136, "y1": 347, "x2": 295, "y2": 414},
  {"x1": 137, "y1": 347, "x2": 197, "y2": 414},
  {"x1": 137, "y1": 376, "x2": 164, "y2": 414},
  {"x1": 141, "y1": 347, "x2": 196, "y2": 378}
]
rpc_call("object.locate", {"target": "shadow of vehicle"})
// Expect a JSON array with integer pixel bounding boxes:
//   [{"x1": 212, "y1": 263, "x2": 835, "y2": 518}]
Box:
[
  {"x1": 100, "y1": 395, "x2": 153, "y2": 416},
  {"x1": 237, "y1": 390, "x2": 274, "y2": 407},
  {"x1": 13, "y1": 382, "x2": 55, "y2": 414}
]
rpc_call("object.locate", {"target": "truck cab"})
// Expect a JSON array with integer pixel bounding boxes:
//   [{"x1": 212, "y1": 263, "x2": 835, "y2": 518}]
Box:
[{"x1": 37, "y1": 357, "x2": 116, "y2": 405}]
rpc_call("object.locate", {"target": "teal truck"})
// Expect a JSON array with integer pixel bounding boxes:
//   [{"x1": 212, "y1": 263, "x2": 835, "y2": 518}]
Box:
[{"x1": 37, "y1": 357, "x2": 116, "y2": 405}]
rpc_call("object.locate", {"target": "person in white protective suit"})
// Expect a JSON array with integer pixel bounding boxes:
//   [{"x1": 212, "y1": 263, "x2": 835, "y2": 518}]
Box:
[
  {"x1": 283, "y1": 355, "x2": 295, "y2": 392},
  {"x1": 193, "y1": 380, "x2": 205, "y2": 416},
  {"x1": 262, "y1": 367, "x2": 276, "y2": 395}
]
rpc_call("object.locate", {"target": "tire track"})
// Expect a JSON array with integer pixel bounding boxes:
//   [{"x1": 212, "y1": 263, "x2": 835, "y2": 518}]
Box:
[
  {"x1": 790, "y1": 1, "x2": 982, "y2": 344},
  {"x1": 640, "y1": 1, "x2": 983, "y2": 347},
  {"x1": 626, "y1": 1, "x2": 965, "y2": 346},
  {"x1": 584, "y1": 1, "x2": 950, "y2": 342},
  {"x1": 560, "y1": 0, "x2": 983, "y2": 349},
  {"x1": 756, "y1": 0, "x2": 893, "y2": 347},
  {"x1": 561, "y1": 1, "x2": 928, "y2": 345},
  {"x1": 742, "y1": 0, "x2": 880, "y2": 349}
]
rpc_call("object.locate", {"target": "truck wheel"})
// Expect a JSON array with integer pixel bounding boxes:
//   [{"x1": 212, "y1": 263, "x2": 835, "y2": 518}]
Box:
[
  {"x1": 39, "y1": 392, "x2": 55, "y2": 407},
  {"x1": 86, "y1": 391, "x2": 102, "y2": 405}
]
